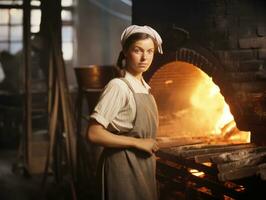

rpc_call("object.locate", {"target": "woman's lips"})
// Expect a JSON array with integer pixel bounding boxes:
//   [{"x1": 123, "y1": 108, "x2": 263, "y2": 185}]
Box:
[{"x1": 139, "y1": 63, "x2": 148, "y2": 67}]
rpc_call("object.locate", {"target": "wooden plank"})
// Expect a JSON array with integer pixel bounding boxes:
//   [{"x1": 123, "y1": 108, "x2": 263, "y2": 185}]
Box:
[
  {"x1": 195, "y1": 151, "x2": 237, "y2": 163},
  {"x1": 53, "y1": 38, "x2": 77, "y2": 180},
  {"x1": 217, "y1": 152, "x2": 266, "y2": 172},
  {"x1": 47, "y1": 50, "x2": 53, "y2": 116},
  {"x1": 156, "y1": 151, "x2": 218, "y2": 176},
  {"x1": 176, "y1": 143, "x2": 254, "y2": 158},
  {"x1": 42, "y1": 80, "x2": 59, "y2": 186},
  {"x1": 211, "y1": 146, "x2": 266, "y2": 163},
  {"x1": 218, "y1": 166, "x2": 258, "y2": 181},
  {"x1": 157, "y1": 137, "x2": 205, "y2": 149}
]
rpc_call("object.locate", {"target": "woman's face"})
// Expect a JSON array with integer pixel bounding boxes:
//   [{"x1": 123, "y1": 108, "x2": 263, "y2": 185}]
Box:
[{"x1": 124, "y1": 38, "x2": 155, "y2": 76}]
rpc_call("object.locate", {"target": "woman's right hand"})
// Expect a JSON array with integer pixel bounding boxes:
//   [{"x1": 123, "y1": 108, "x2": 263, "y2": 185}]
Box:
[{"x1": 133, "y1": 138, "x2": 159, "y2": 155}]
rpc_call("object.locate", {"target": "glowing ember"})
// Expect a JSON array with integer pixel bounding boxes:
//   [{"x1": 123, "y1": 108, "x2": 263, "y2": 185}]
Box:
[
  {"x1": 202, "y1": 162, "x2": 212, "y2": 167},
  {"x1": 164, "y1": 80, "x2": 173, "y2": 85},
  {"x1": 189, "y1": 169, "x2": 205, "y2": 177}
]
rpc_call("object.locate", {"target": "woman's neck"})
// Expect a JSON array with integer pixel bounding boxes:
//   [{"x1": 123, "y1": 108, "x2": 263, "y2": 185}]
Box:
[{"x1": 126, "y1": 69, "x2": 143, "y2": 80}]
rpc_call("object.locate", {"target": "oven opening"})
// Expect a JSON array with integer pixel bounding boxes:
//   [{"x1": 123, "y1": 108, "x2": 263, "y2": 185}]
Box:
[{"x1": 149, "y1": 61, "x2": 251, "y2": 146}]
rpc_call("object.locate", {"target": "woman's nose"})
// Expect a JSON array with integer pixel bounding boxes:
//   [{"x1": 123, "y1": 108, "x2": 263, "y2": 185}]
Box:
[{"x1": 141, "y1": 52, "x2": 147, "y2": 60}]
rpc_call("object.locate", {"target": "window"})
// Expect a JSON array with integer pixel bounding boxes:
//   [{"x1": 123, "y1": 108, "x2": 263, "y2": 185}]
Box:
[
  {"x1": 0, "y1": 7, "x2": 23, "y2": 54},
  {"x1": 0, "y1": 0, "x2": 75, "y2": 61},
  {"x1": 61, "y1": 0, "x2": 75, "y2": 61}
]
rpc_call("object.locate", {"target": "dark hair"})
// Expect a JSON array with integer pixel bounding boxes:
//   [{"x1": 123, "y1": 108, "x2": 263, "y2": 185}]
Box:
[{"x1": 116, "y1": 33, "x2": 158, "y2": 77}]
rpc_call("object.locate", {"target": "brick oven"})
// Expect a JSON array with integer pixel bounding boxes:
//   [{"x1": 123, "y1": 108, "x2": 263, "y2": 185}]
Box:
[
  {"x1": 132, "y1": 0, "x2": 266, "y2": 199},
  {"x1": 133, "y1": 0, "x2": 266, "y2": 142}
]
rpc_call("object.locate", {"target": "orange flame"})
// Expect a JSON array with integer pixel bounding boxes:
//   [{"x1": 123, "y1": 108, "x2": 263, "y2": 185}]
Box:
[
  {"x1": 190, "y1": 71, "x2": 250, "y2": 143},
  {"x1": 151, "y1": 61, "x2": 251, "y2": 143}
]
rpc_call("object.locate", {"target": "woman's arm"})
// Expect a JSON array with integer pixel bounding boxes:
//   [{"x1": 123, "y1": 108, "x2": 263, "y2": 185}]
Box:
[{"x1": 87, "y1": 120, "x2": 159, "y2": 155}]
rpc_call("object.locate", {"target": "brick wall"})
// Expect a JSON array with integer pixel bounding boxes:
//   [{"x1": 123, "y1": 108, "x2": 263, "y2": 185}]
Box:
[{"x1": 133, "y1": 0, "x2": 266, "y2": 144}]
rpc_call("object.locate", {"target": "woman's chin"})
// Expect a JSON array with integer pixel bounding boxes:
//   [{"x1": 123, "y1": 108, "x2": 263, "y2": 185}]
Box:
[
  {"x1": 128, "y1": 66, "x2": 149, "y2": 75},
  {"x1": 137, "y1": 66, "x2": 149, "y2": 72}
]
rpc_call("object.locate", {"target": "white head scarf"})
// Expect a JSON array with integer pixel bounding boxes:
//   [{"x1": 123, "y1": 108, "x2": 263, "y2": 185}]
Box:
[{"x1": 120, "y1": 25, "x2": 163, "y2": 54}]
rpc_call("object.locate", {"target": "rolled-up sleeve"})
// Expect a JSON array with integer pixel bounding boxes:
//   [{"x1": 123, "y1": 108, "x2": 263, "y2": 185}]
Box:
[{"x1": 90, "y1": 79, "x2": 127, "y2": 128}]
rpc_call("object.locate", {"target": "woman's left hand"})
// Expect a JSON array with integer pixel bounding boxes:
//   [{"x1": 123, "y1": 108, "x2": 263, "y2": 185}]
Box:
[
  {"x1": 152, "y1": 141, "x2": 159, "y2": 153},
  {"x1": 133, "y1": 138, "x2": 159, "y2": 155}
]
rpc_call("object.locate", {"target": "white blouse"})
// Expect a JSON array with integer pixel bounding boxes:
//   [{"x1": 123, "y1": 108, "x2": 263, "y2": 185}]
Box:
[{"x1": 90, "y1": 71, "x2": 151, "y2": 132}]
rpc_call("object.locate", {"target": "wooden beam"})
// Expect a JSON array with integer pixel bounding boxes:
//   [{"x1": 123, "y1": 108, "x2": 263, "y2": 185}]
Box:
[
  {"x1": 170, "y1": 143, "x2": 254, "y2": 158},
  {"x1": 218, "y1": 166, "x2": 258, "y2": 181},
  {"x1": 211, "y1": 146, "x2": 266, "y2": 164},
  {"x1": 194, "y1": 146, "x2": 266, "y2": 163},
  {"x1": 156, "y1": 151, "x2": 218, "y2": 175},
  {"x1": 23, "y1": 0, "x2": 32, "y2": 173},
  {"x1": 217, "y1": 152, "x2": 266, "y2": 172},
  {"x1": 157, "y1": 137, "x2": 204, "y2": 149}
]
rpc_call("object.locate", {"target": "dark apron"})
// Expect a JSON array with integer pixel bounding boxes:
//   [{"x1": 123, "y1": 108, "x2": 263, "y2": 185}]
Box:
[{"x1": 96, "y1": 78, "x2": 159, "y2": 200}]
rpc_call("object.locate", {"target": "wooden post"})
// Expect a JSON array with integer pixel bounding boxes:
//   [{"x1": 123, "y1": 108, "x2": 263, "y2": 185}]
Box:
[
  {"x1": 40, "y1": 2, "x2": 77, "y2": 198},
  {"x1": 22, "y1": 0, "x2": 32, "y2": 173}
]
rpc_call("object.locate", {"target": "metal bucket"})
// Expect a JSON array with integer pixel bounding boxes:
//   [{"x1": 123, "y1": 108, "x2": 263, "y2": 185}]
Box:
[{"x1": 74, "y1": 65, "x2": 119, "y2": 89}]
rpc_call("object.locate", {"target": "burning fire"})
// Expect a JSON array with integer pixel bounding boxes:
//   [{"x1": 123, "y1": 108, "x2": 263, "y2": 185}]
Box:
[
  {"x1": 190, "y1": 71, "x2": 250, "y2": 143},
  {"x1": 151, "y1": 61, "x2": 251, "y2": 144}
]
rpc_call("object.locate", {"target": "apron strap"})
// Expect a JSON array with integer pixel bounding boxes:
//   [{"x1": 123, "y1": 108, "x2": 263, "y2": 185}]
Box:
[
  {"x1": 119, "y1": 78, "x2": 138, "y2": 133},
  {"x1": 119, "y1": 78, "x2": 135, "y2": 94}
]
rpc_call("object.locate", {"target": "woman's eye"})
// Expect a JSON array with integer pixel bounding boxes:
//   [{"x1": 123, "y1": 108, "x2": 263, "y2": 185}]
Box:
[
  {"x1": 148, "y1": 49, "x2": 154, "y2": 54},
  {"x1": 134, "y1": 49, "x2": 141, "y2": 53}
]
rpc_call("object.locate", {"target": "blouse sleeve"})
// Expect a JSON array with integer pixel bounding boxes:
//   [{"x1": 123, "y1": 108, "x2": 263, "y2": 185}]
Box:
[{"x1": 90, "y1": 79, "x2": 128, "y2": 128}]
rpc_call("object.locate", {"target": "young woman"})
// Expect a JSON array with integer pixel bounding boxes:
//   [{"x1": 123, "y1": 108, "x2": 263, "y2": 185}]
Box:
[{"x1": 87, "y1": 25, "x2": 163, "y2": 200}]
